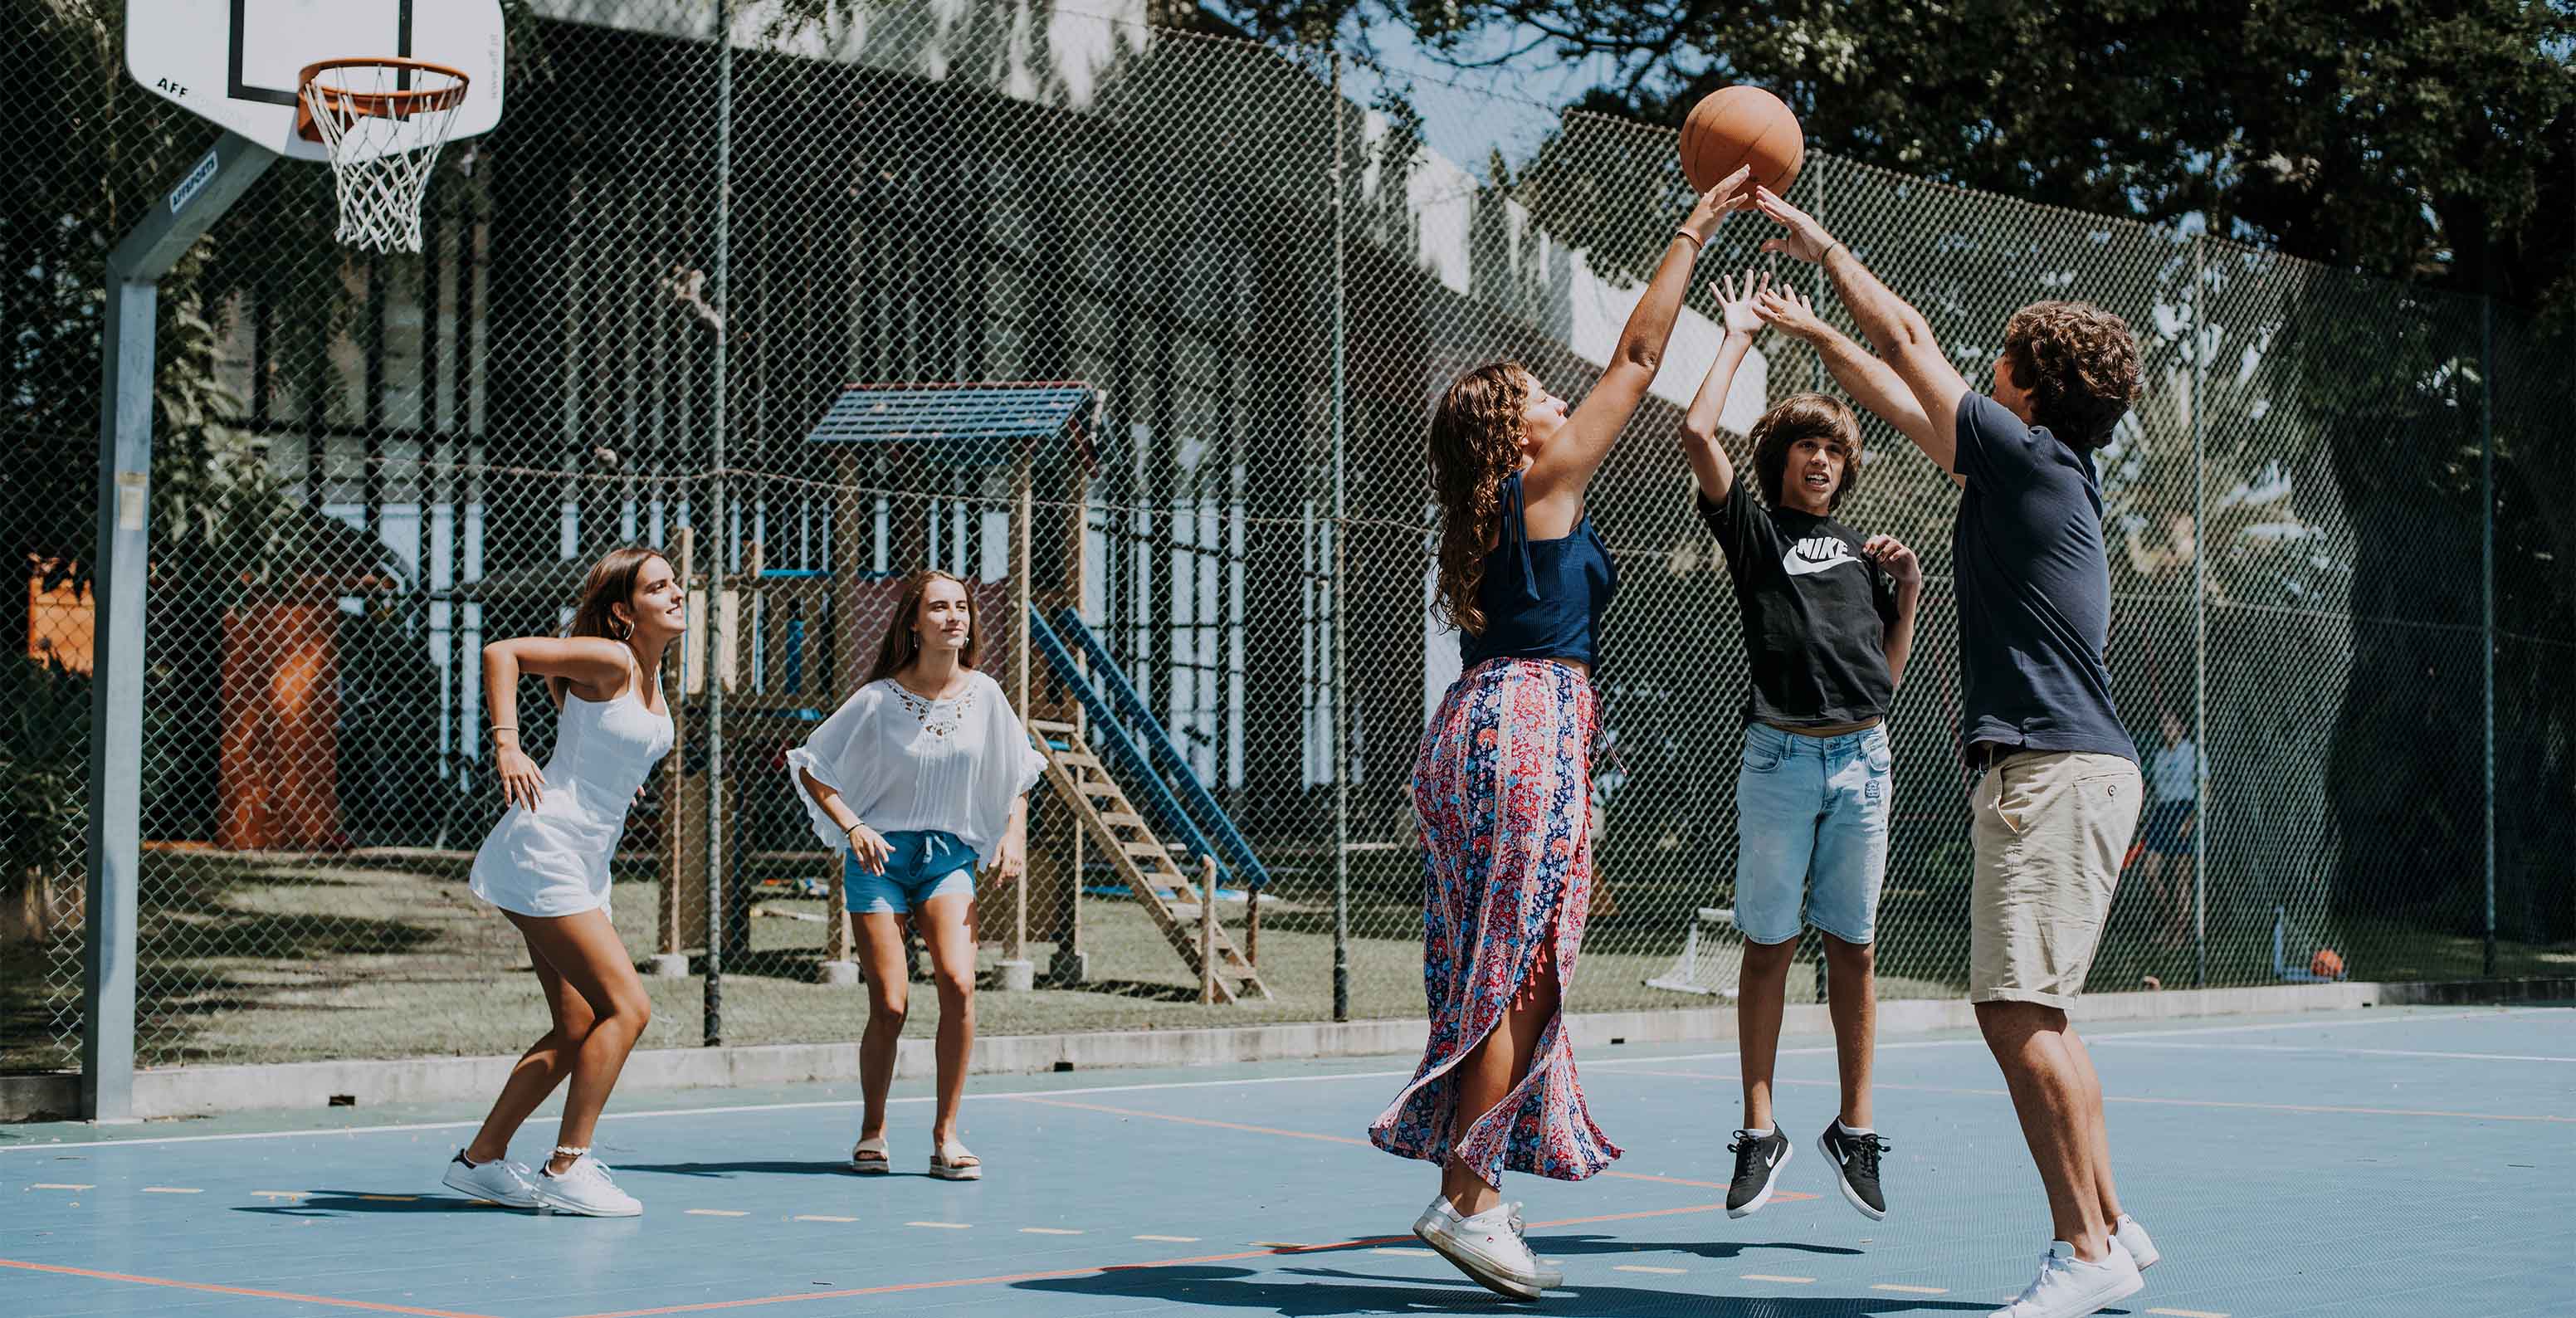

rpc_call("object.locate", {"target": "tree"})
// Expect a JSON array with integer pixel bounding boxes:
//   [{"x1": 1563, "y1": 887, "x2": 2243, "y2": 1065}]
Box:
[{"x1": 1204, "y1": 0, "x2": 2576, "y2": 320}]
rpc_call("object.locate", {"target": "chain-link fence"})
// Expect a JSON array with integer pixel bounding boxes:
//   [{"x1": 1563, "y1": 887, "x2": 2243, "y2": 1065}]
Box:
[{"x1": 5, "y1": 0, "x2": 2569, "y2": 1078}]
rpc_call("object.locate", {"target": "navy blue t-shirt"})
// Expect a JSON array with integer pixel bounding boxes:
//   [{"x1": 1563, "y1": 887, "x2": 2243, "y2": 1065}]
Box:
[{"x1": 1949, "y1": 392, "x2": 2136, "y2": 762}]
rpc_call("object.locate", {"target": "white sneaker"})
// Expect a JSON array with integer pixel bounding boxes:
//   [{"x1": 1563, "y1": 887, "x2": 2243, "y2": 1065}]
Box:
[
  {"x1": 1990, "y1": 1238, "x2": 2143, "y2": 1318},
  {"x1": 441, "y1": 1150, "x2": 539, "y2": 1208},
  {"x1": 1412, "y1": 1195, "x2": 1546, "y2": 1301},
  {"x1": 532, "y1": 1154, "x2": 643, "y2": 1218},
  {"x1": 2115, "y1": 1214, "x2": 2160, "y2": 1270}
]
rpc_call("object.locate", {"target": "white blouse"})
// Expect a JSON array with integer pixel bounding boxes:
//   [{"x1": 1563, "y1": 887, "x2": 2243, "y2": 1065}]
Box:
[{"x1": 785, "y1": 669, "x2": 1049, "y2": 868}]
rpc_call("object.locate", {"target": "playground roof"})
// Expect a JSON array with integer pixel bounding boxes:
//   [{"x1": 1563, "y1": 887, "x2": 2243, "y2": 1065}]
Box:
[{"x1": 803, "y1": 381, "x2": 1100, "y2": 468}]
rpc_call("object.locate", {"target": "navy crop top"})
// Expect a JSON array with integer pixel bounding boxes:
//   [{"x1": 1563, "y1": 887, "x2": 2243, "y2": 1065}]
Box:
[{"x1": 1458, "y1": 472, "x2": 1620, "y2": 671}]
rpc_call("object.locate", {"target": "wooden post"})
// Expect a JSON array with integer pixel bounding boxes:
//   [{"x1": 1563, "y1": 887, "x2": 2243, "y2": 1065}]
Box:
[
  {"x1": 657, "y1": 526, "x2": 705, "y2": 961},
  {"x1": 1198, "y1": 854, "x2": 1218, "y2": 1006},
  {"x1": 1244, "y1": 881, "x2": 1261, "y2": 970}
]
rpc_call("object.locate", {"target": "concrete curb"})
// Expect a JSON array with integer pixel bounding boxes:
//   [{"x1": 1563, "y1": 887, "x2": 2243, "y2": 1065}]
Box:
[{"x1": 4, "y1": 977, "x2": 2566, "y2": 1123}]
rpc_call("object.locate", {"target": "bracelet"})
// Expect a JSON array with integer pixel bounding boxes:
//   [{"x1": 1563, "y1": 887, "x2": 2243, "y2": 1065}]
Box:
[
  {"x1": 1674, "y1": 227, "x2": 1706, "y2": 248},
  {"x1": 844, "y1": 822, "x2": 867, "y2": 838}
]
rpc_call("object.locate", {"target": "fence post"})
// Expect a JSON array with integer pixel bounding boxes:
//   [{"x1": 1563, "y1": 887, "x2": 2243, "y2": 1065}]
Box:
[
  {"x1": 2190, "y1": 235, "x2": 2208, "y2": 989},
  {"x1": 702, "y1": 0, "x2": 734, "y2": 1046},
  {"x1": 2480, "y1": 291, "x2": 2496, "y2": 978},
  {"x1": 1329, "y1": 46, "x2": 1351, "y2": 1025}
]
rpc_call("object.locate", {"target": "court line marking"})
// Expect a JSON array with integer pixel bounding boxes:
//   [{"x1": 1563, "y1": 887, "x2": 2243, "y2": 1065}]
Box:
[
  {"x1": 1007, "y1": 1094, "x2": 1795, "y2": 1195},
  {"x1": 0, "y1": 1258, "x2": 501, "y2": 1318},
  {"x1": 2, "y1": 1008, "x2": 2548, "y2": 1158},
  {"x1": 4, "y1": 1007, "x2": 2547, "y2": 1157},
  {"x1": 139, "y1": 1186, "x2": 202, "y2": 1194},
  {"x1": 1874, "y1": 1282, "x2": 1949, "y2": 1294},
  {"x1": 1614, "y1": 1070, "x2": 2572, "y2": 1123},
  {"x1": 906, "y1": 1220, "x2": 972, "y2": 1229},
  {"x1": 685, "y1": 1208, "x2": 749, "y2": 1217},
  {"x1": 1134, "y1": 1234, "x2": 1198, "y2": 1242},
  {"x1": 792, "y1": 1214, "x2": 855, "y2": 1223},
  {"x1": 551, "y1": 1202, "x2": 1727, "y2": 1318},
  {"x1": 2093, "y1": 1041, "x2": 2576, "y2": 1063},
  {"x1": 1020, "y1": 1227, "x2": 1083, "y2": 1235},
  {"x1": 1615, "y1": 1264, "x2": 1686, "y2": 1274},
  {"x1": 2144, "y1": 1309, "x2": 2231, "y2": 1317},
  {"x1": 1373, "y1": 1247, "x2": 1436, "y2": 1257},
  {"x1": 27, "y1": 1182, "x2": 92, "y2": 1190},
  {"x1": 1743, "y1": 1272, "x2": 1817, "y2": 1282}
]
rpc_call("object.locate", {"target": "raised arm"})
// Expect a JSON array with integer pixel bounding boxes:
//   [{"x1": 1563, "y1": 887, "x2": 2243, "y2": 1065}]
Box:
[
  {"x1": 1752, "y1": 188, "x2": 1970, "y2": 474},
  {"x1": 1754, "y1": 285, "x2": 1963, "y2": 489},
  {"x1": 1678, "y1": 270, "x2": 1774, "y2": 503},
  {"x1": 1525, "y1": 167, "x2": 1754, "y2": 516}
]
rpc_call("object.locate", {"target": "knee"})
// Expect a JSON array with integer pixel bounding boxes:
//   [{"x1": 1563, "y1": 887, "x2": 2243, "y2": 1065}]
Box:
[
  {"x1": 870, "y1": 992, "x2": 910, "y2": 1031},
  {"x1": 934, "y1": 967, "x2": 974, "y2": 1005},
  {"x1": 1743, "y1": 937, "x2": 1799, "y2": 973},
  {"x1": 605, "y1": 991, "x2": 651, "y2": 1035},
  {"x1": 1823, "y1": 935, "x2": 1875, "y2": 974}
]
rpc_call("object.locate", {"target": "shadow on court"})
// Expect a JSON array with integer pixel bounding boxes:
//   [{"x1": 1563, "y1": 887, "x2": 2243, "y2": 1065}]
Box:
[{"x1": 1012, "y1": 1262, "x2": 2008, "y2": 1316}]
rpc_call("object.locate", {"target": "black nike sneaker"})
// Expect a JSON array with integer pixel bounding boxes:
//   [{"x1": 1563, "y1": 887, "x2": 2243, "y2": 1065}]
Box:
[
  {"x1": 1725, "y1": 1125, "x2": 1793, "y2": 1218},
  {"x1": 1817, "y1": 1120, "x2": 1891, "y2": 1220}
]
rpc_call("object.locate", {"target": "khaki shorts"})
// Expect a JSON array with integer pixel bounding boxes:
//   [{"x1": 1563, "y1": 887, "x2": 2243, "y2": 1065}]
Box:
[{"x1": 1969, "y1": 750, "x2": 2143, "y2": 1008}]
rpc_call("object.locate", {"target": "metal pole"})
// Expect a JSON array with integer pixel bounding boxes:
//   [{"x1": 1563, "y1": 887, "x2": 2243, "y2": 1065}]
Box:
[
  {"x1": 702, "y1": 0, "x2": 732, "y2": 1045},
  {"x1": 85, "y1": 133, "x2": 277, "y2": 1121},
  {"x1": 2481, "y1": 292, "x2": 2496, "y2": 978},
  {"x1": 2191, "y1": 236, "x2": 2209, "y2": 989},
  {"x1": 1329, "y1": 48, "x2": 1351, "y2": 1024}
]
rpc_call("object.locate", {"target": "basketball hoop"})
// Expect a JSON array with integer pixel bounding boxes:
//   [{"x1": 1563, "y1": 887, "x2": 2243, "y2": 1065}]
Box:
[{"x1": 296, "y1": 57, "x2": 471, "y2": 255}]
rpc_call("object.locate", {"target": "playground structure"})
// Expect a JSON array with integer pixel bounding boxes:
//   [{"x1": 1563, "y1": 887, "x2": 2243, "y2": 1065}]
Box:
[{"x1": 651, "y1": 381, "x2": 1271, "y2": 1001}]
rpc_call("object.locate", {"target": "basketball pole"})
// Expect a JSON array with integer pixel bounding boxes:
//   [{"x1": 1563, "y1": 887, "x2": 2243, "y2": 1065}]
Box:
[{"x1": 85, "y1": 131, "x2": 280, "y2": 1121}]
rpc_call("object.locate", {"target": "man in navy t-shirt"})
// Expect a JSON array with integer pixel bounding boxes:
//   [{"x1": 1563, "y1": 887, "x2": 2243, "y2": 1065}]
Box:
[{"x1": 1749, "y1": 188, "x2": 2155, "y2": 1318}]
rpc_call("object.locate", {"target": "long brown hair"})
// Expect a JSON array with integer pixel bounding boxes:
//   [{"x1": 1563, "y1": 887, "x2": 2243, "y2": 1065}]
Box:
[
  {"x1": 866, "y1": 569, "x2": 981, "y2": 685},
  {"x1": 1428, "y1": 362, "x2": 1534, "y2": 637},
  {"x1": 551, "y1": 544, "x2": 670, "y2": 706},
  {"x1": 1750, "y1": 393, "x2": 1865, "y2": 512}
]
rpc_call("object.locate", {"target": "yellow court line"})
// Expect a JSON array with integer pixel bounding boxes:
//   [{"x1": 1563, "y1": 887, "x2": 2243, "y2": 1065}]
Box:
[
  {"x1": 1874, "y1": 1283, "x2": 1949, "y2": 1294},
  {"x1": 794, "y1": 1215, "x2": 856, "y2": 1223},
  {"x1": 1742, "y1": 1273, "x2": 1817, "y2": 1283},
  {"x1": 251, "y1": 1190, "x2": 305, "y2": 1199},
  {"x1": 28, "y1": 1184, "x2": 94, "y2": 1190},
  {"x1": 141, "y1": 1186, "x2": 202, "y2": 1194},
  {"x1": 357, "y1": 1194, "x2": 417, "y2": 1203},
  {"x1": 1615, "y1": 1264, "x2": 1687, "y2": 1275}
]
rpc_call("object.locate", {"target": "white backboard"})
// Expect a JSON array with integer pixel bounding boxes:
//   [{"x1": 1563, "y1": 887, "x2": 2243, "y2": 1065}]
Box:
[{"x1": 127, "y1": 1, "x2": 505, "y2": 163}]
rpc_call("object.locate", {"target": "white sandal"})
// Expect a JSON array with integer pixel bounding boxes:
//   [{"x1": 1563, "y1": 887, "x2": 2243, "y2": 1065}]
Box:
[
  {"x1": 928, "y1": 1139, "x2": 983, "y2": 1181},
  {"x1": 849, "y1": 1135, "x2": 890, "y2": 1175}
]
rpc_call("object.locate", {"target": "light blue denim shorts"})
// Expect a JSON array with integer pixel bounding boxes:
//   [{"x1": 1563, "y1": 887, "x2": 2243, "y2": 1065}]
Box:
[
  {"x1": 1732, "y1": 722, "x2": 1894, "y2": 945},
  {"x1": 844, "y1": 829, "x2": 978, "y2": 915}
]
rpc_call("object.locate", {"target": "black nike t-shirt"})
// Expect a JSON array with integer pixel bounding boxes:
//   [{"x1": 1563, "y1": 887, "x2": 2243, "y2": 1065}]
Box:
[{"x1": 1695, "y1": 481, "x2": 1900, "y2": 729}]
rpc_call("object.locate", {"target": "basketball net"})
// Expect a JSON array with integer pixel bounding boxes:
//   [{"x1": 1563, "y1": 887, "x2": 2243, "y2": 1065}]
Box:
[{"x1": 298, "y1": 60, "x2": 470, "y2": 255}]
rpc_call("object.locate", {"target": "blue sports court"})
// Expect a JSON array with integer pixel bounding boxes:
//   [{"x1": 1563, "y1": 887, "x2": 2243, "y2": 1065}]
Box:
[{"x1": 5, "y1": 1004, "x2": 2567, "y2": 1318}]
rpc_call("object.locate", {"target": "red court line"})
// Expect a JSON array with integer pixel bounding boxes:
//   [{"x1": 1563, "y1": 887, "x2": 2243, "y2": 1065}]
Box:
[
  {"x1": 0, "y1": 1258, "x2": 502, "y2": 1318},
  {"x1": 1011, "y1": 1094, "x2": 1802, "y2": 1195},
  {"x1": 558, "y1": 1201, "x2": 1730, "y2": 1318}
]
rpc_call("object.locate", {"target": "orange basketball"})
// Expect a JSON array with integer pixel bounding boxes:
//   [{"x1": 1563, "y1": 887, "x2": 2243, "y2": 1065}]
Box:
[
  {"x1": 1679, "y1": 85, "x2": 1803, "y2": 195},
  {"x1": 2310, "y1": 948, "x2": 2344, "y2": 979}
]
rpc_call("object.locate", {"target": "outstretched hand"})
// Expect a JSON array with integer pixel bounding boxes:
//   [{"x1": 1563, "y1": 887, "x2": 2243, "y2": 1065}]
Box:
[
  {"x1": 1680, "y1": 166, "x2": 1757, "y2": 244},
  {"x1": 1752, "y1": 283, "x2": 1831, "y2": 343},
  {"x1": 1714, "y1": 270, "x2": 1774, "y2": 337},
  {"x1": 1752, "y1": 186, "x2": 1837, "y2": 264}
]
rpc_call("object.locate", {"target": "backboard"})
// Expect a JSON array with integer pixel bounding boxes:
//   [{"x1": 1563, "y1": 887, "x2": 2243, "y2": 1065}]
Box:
[{"x1": 126, "y1": 1, "x2": 505, "y2": 163}]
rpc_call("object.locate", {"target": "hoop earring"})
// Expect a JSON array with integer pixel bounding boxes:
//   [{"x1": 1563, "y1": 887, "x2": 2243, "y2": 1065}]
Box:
[{"x1": 614, "y1": 618, "x2": 635, "y2": 642}]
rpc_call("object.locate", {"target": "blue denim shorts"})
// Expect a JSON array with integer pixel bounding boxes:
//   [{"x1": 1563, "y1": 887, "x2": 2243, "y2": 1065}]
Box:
[
  {"x1": 844, "y1": 830, "x2": 978, "y2": 915},
  {"x1": 1732, "y1": 722, "x2": 1893, "y2": 945}
]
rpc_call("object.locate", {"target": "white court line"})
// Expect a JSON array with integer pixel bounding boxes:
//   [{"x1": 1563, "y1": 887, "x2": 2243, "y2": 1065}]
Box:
[
  {"x1": 2092, "y1": 1041, "x2": 2576, "y2": 1063},
  {"x1": 685, "y1": 1208, "x2": 748, "y2": 1217},
  {"x1": 1873, "y1": 1283, "x2": 1949, "y2": 1294},
  {"x1": 1742, "y1": 1272, "x2": 1816, "y2": 1283},
  {"x1": 1615, "y1": 1264, "x2": 1686, "y2": 1275},
  {"x1": 0, "y1": 1008, "x2": 2550, "y2": 1155}
]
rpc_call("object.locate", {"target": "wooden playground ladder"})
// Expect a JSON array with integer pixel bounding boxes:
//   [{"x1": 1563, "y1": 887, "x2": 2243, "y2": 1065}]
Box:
[{"x1": 1028, "y1": 719, "x2": 1271, "y2": 1003}]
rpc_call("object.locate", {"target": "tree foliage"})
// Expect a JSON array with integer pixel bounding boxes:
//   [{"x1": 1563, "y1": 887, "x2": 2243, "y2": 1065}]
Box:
[{"x1": 1209, "y1": 0, "x2": 2576, "y2": 319}]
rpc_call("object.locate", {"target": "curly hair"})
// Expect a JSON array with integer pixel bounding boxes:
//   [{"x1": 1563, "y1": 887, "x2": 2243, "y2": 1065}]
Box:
[
  {"x1": 1427, "y1": 362, "x2": 1534, "y2": 637},
  {"x1": 2001, "y1": 300, "x2": 2142, "y2": 450},
  {"x1": 1749, "y1": 393, "x2": 1864, "y2": 513}
]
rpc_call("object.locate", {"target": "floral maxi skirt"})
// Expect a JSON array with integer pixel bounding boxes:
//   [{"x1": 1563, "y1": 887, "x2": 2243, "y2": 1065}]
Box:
[{"x1": 1366, "y1": 658, "x2": 1621, "y2": 1186}]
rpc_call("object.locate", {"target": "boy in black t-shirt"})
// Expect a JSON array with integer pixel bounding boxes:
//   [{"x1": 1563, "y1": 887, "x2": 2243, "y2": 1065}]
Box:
[
  {"x1": 1750, "y1": 190, "x2": 2156, "y2": 1318},
  {"x1": 1681, "y1": 271, "x2": 1922, "y2": 1226}
]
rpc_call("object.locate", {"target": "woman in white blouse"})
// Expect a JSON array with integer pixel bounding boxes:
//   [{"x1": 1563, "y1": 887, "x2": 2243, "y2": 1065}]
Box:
[{"x1": 788, "y1": 569, "x2": 1047, "y2": 1180}]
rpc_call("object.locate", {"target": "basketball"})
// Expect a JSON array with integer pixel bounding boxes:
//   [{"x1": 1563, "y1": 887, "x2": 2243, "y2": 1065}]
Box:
[
  {"x1": 2311, "y1": 948, "x2": 2344, "y2": 979},
  {"x1": 1679, "y1": 85, "x2": 1803, "y2": 195}
]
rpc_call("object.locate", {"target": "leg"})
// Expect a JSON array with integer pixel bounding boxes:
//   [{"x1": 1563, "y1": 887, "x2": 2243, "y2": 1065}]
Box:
[
  {"x1": 463, "y1": 934, "x2": 596, "y2": 1164},
  {"x1": 1976, "y1": 1000, "x2": 2112, "y2": 1259},
  {"x1": 851, "y1": 910, "x2": 912, "y2": 1144},
  {"x1": 1736, "y1": 935, "x2": 1799, "y2": 1130},
  {"x1": 1821, "y1": 934, "x2": 1876, "y2": 1128},
  {"x1": 2062, "y1": 1023, "x2": 2123, "y2": 1224},
  {"x1": 505, "y1": 909, "x2": 652, "y2": 1174},
  {"x1": 914, "y1": 890, "x2": 978, "y2": 1150},
  {"x1": 1439, "y1": 940, "x2": 1563, "y2": 1218}
]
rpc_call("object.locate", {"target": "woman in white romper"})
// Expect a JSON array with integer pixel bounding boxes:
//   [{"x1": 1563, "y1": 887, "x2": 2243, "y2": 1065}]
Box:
[
  {"x1": 789, "y1": 569, "x2": 1046, "y2": 1180},
  {"x1": 438, "y1": 546, "x2": 679, "y2": 1218}
]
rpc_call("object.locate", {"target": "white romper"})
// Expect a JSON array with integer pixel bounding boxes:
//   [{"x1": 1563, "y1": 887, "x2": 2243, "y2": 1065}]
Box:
[{"x1": 469, "y1": 665, "x2": 675, "y2": 919}]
